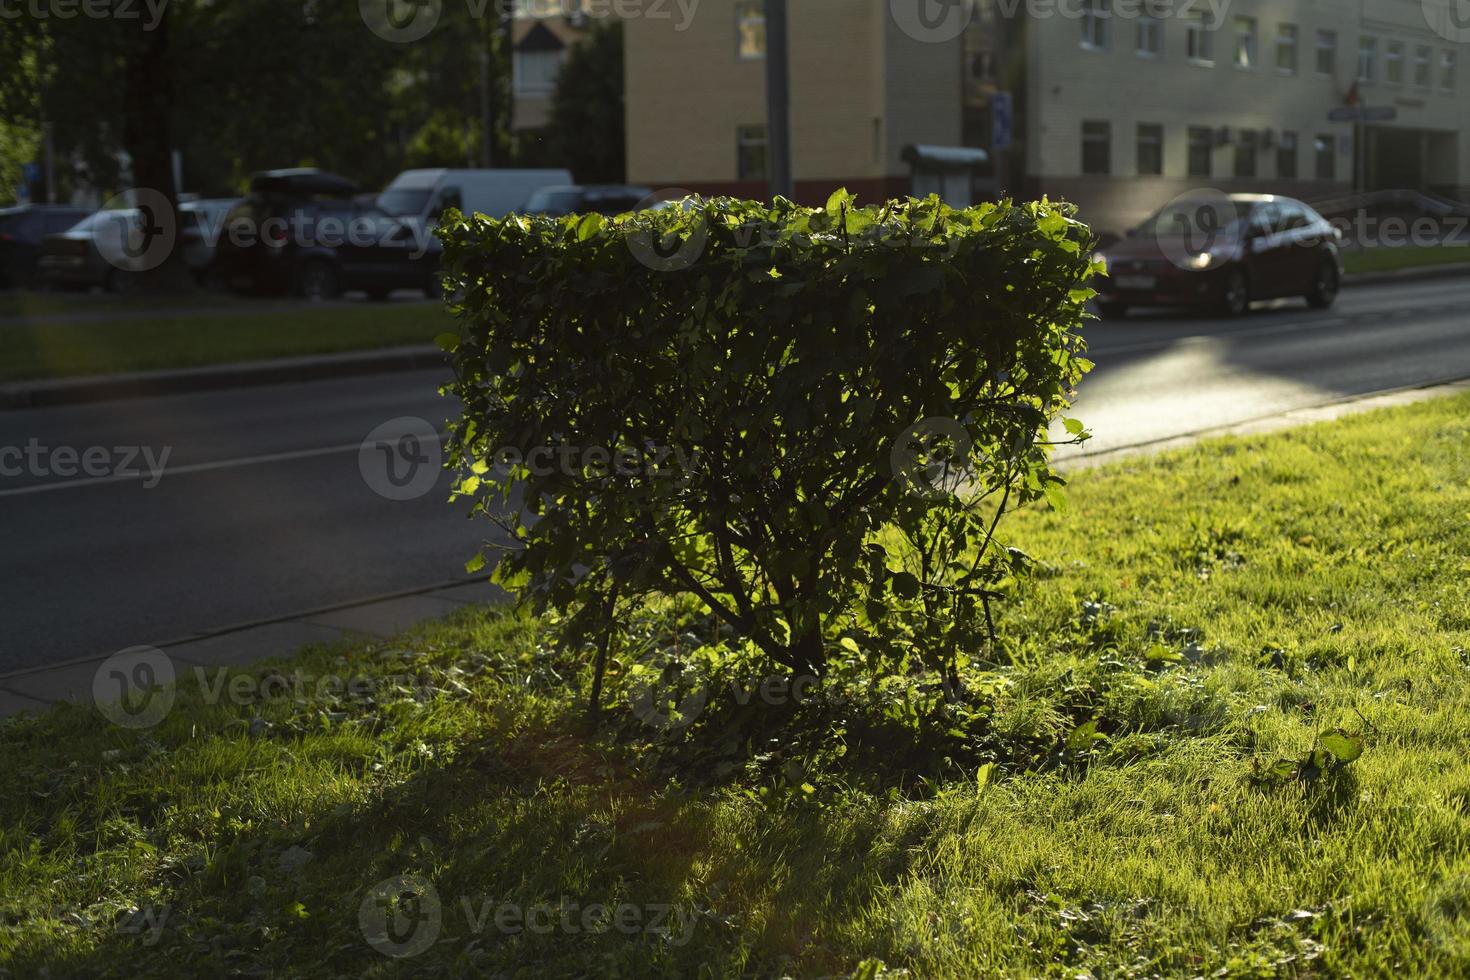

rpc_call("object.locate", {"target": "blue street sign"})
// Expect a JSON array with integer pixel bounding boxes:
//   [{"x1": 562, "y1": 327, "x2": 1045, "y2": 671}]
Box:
[
  {"x1": 992, "y1": 92, "x2": 1013, "y2": 151},
  {"x1": 21, "y1": 163, "x2": 40, "y2": 183}
]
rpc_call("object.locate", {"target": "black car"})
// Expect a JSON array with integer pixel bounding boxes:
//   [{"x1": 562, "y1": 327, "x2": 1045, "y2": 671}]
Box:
[
  {"x1": 1095, "y1": 193, "x2": 1344, "y2": 318},
  {"x1": 524, "y1": 185, "x2": 655, "y2": 217},
  {"x1": 212, "y1": 169, "x2": 440, "y2": 301},
  {"x1": 0, "y1": 204, "x2": 94, "y2": 289}
]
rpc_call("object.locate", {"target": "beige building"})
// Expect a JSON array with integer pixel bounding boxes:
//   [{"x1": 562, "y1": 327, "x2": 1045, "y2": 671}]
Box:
[
  {"x1": 510, "y1": 0, "x2": 597, "y2": 133},
  {"x1": 624, "y1": 0, "x2": 1470, "y2": 232},
  {"x1": 624, "y1": 0, "x2": 965, "y2": 203}
]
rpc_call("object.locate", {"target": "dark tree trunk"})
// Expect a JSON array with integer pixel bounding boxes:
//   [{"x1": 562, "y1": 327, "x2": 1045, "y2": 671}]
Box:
[{"x1": 121, "y1": 9, "x2": 190, "y2": 292}]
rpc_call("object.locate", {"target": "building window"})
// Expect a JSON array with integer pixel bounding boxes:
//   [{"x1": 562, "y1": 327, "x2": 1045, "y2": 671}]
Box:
[
  {"x1": 1137, "y1": 15, "x2": 1161, "y2": 57},
  {"x1": 737, "y1": 124, "x2": 768, "y2": 180},
  {"x1": 1277, "y1": 24, "x2": 1298, "y2": 74},
  {"x1": 1137, "y1": 123, "x2": 1163, "y2": 175},
  {"x1": 1186, "y1": 11, "x2": 1215, "y2": 64},
  {"x1": 1188, "y1": 126, "x2": 1213, "y2": 177},
  {"x1": 1316, "y1": 30, "x2": 1337, "y2": 76},
  {"x1": 1358, "y1": 37, "x2": 1377, "y2": 83},
  {"x1": 1442, "y1": 50, "x2": 1458, "y2": 92},
  {"x1": 1234, "y1": 17, "x2": 1258, "y2": 69},
  {"x1": 1082, "y1": 120, "x2": 1111, "y2": 175},
  {"x1": 1278, "y1": 131, "x2": 1298, "y2": 178},
  {"x1": 1233, "y1": 131, "x2": 1257, "y2": 178},
  {"x1": 1415, "y1": 45, "x2": 1432, "y2": 87},
  {"x1": 736, "y1": 1, "x2": 766, "y2": 61},
  {"x1": 512, "y1": 49, "x2": 564, "y2": 96},
  {"x1": 1315, "y1": 134, "x2": 1335, "y2": 180},
  {"x1": 1080, "y1": 0, "x2": 1109, "y2": 50},
  {"x1": 1386, "y1": 40, "x2": 1404, "y2": 84}
]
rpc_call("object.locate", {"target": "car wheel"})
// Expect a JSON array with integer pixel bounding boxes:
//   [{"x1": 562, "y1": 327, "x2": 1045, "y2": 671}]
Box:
[
  {"x1": 1097, "y1": 302, "x2": 1128, "y2": 320},
  {"x1": 297, "y1": 261, "x2": 340, "y2": 302},
  {"x1": 1219, "y1": 268, "x2": 1250, "y2": 317},
  {"x1": 1306, "y1": 259, "x2": 1339, "y2": 310}
]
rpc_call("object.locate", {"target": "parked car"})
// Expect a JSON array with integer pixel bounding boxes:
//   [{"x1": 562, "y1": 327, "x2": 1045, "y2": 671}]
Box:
[
  {"x1": 376, "y1": 168, "x2": 574, "y2": 224},
  {"x1": 214, "y1": 170, "x2": 439, "y2": 300},
  {"x1": 35, "y1": 198, "x2": 241, "y2": 293},
  {"x1": 524, "y1": 185, "x2": 656, "y2": 217},
  {"x1": 0, "y1": 204, "x2": 94, "y2": 288},
  {"x1": 1094, "y1": 193, "x2": 1344, "y2": 318},
  {"x1": 179, "y1": 197, "x2": 242, "y2": 280}
]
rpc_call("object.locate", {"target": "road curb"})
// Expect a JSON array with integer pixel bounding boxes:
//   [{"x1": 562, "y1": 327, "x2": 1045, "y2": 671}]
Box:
[
  {"x1": 0, "y1": 343, "x2": 445, "y2": 411},
  {"x1": 0, "y1": 577, "x2": 507, "y2": 720},
  {"x1": 1343, "y1": 262, "x2": 1470, "y2": 289}
]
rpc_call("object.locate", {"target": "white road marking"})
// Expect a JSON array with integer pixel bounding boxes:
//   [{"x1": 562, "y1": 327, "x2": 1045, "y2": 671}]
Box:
[{"x1": 0, "y1": 433, "x2": 447, "y2": 498}]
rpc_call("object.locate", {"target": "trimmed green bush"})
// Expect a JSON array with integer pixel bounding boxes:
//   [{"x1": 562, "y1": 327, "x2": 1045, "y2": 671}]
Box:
[{"x1": 438, "y1": 192, "x2": 1096, "y2": 685}]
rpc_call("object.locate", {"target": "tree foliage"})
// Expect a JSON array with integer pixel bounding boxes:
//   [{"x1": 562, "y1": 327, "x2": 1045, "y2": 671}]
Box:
[
  {"x1": 0, "y1": 0, "x2": 513, "y2": 201},
  {"x1": 439, "y1": 192, "x2": 1098, "y2": 683},
  {"x1": 547, "y1": 19, "x2": 625, "y2": 184}
]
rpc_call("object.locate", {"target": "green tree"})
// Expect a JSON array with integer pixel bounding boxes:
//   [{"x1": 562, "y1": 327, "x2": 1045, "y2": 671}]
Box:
[{"x1": 547, "y1": 20, "x2": 625, "y2": 184}]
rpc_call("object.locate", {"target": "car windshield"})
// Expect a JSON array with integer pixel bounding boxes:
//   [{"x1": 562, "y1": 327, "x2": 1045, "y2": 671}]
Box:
[
  {"x1": 375, "y1": 188, "x2": 434, "y2": 217},
  {"x1": 524, "y1": 189, "x2": 584, "y2": 216},
  {"x1": 1135, "y1": 200, "x2": 1253, "y2": 239}
]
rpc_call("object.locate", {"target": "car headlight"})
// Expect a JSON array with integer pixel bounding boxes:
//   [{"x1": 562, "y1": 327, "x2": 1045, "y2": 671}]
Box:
[{"x1": 1186, "y1": 251, "x2": 1214, "y2": 270}]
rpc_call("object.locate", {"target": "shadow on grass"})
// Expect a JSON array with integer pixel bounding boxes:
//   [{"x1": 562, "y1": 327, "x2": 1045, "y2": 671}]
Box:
[{"x1": 29, "y1": 712, "x2": 904, "y2": 978}]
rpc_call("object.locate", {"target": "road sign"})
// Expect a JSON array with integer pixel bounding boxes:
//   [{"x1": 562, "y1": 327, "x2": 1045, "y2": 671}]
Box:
[
  {"x1": 1328, "y1": 106, "x2": 1398, "y2": 123},
  {"x1": 991, "y1": 92, "x2": 1013, "y2": 151}
]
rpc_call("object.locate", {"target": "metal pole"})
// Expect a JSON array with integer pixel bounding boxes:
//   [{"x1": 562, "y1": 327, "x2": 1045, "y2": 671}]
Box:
[
  {"x1": 43, "y1": 122, "x2": 55, "y2": 204},
  {"x1": 764, "y1": 0, "x2": 793, "y2": 199},
  {"x1": 480, "y1": 48, "x2": 494, "y2": 168}
]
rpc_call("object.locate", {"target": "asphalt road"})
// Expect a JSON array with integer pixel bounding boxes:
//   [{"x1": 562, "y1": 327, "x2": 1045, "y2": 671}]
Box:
[{"x1": 1, "y1": 276, "x2": 1467, "y2": 674}]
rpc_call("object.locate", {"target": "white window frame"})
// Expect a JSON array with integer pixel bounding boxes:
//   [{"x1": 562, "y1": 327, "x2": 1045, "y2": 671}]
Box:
[
  {"x1": 1278, "y1": 130, "x2": 1298, "y2": 179},
  {"x1": 735, "y1": 0, "x2": 766, "y2": 61},
  {"x1": 1442, "y1": 50, "x2": 1458, "y2": 93},
  {"x1": 1359, "y1": 36, "x2": 1377, "y2": 83},
  {"x1": 1081, "y1": 120, "x2": 1112, "y2": 175},
  {"x1": 1314, "y1": 134, "x2": 1336, "y2": 181},
  {"x1": 1315, "y1": 30, "x2": 1337, "y2": 76},
  {"x1": 512, "y1": 48, "x2": 564, "y2": 97},
  {"x1": 1386, "y1": 39, "x2": 1404, "y2": 85},
  {"x1": 1136, "y1": 123, "x2": 1164, "y2": 175},
  {"x1": 1414, "y1": 45, "x2": 1432, "y2": 88},
  {"x1": 1234, "y1": 17, "x2": 1258, "y2": 70},
  {"x1": 1187, "y1": 126, "x2": 1214, "y2": 177},
  {"x1": 1136, "y1": 15, "x2": 1162, "y2": 58},
  {"x1": 1276, "y1": 24, "x2": 1298, "y2": 74},
  {"x1": 1186, "y1": 11, "x2": 1215, "y2": 66},
  {"x1": 1080, "y1": 0, "x2": 1110, "y2": 51}
]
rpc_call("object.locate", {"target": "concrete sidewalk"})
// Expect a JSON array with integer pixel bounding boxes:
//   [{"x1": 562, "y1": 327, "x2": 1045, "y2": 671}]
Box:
[
  {"x1": 5, "y1": 373, "x2": 1470, "y2": 724},
  {"x1": 0, "y1": 578, "x2": 505, "y2": 720}
]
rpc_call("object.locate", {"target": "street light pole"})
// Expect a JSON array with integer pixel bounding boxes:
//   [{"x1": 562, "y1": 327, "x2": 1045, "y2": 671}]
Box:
[
  {"x1": 480, "y1": 47, "x2": 494, "y2": 168},
  {"x1": 764, "y1": 0, "x2": 793, "y2": 199}
]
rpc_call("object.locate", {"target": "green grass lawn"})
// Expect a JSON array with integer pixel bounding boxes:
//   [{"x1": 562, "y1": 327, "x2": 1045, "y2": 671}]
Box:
[
  {"x1": 1342, "y1": 243, "x2": 1470, "y2": 277},
  {"x1": 0, "y1": 293, "x2": 452, "y2": 382},
  {"x1": 6, "y1": 395, "x2": 1470, "y2": 977}
]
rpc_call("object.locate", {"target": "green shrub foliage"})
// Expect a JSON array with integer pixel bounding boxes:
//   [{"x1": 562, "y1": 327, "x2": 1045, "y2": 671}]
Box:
[{"x1": 439, "y1": 192, "x2": 1097, "y2": 682}]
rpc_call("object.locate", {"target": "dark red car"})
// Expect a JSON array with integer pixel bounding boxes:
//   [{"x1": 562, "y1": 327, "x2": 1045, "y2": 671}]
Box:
[{"x1": 1095, "y1": 193, "x2": 1344, "y2": 318}]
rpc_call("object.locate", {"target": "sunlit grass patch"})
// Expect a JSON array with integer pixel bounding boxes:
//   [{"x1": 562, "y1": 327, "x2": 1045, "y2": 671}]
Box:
[{"x1": 4, "y1": 394, "x2": 1470, "y2": 976}]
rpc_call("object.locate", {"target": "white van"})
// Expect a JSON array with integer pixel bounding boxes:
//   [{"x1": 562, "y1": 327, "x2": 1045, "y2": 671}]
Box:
[{"x1": 376, "y1": 169, "x2": 574, "y2": 223}]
